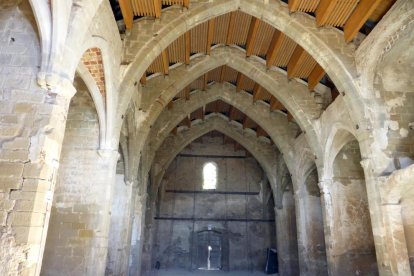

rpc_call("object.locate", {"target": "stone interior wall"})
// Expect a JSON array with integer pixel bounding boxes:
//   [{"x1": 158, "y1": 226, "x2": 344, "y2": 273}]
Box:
[
  {"x1": 152, "y1": 136, "x2": 276, "y2": 272},
  {"x1": 374, "y1": 21, "x2": 414, "y2": 163},
  {"x1": 332, "y1": 140, "x2": 378, "y2": 276},
  {"x1": 42, "y1": 76, "x2": 116, "y2": 275}
]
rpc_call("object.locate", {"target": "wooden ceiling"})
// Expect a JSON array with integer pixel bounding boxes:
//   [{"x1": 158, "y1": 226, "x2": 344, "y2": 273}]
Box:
[
  {"x1": 167, "y1": 65, "x2": 287, "y2": 115},
  {"x1": 171, "y1": 98, "x2": 278, "y2": 141},
  {"x1": 141, "y1": 11, "x2": 326, "y2": 91},
  {"x1": 191, "y1": 130, "x2": 253, "y2": 154},
  {"x1": 119, "y1": 0, "x2": 396, "y2": 42}
]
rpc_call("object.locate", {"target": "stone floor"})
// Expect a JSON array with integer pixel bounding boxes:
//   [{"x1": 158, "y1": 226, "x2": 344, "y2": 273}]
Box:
[{"x1": 150, "y1": 269, "x2": 278, "y2": 276}]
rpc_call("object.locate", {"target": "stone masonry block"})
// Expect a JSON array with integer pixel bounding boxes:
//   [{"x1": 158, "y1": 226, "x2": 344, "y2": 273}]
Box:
[
  {"x1": 13, "y1": 226, "x2": 43, "y2": 244},
  {"x1": 8, "y1": 212, "x2": 45, "y2": 227},
  {"x1": 21, "y1": 179, "x2": 52, "y2": 192},
  {"x1": 0, "y1": 162, "x2": 23, "y2": 178},
  {"x1": 23, "y1": 163, "x2": 54, "y2": 180}
]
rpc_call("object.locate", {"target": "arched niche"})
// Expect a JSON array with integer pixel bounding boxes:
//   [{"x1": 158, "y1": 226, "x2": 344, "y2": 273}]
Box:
[{"x1": 330, "y1": 130, "x2": 378, "y2": 275}]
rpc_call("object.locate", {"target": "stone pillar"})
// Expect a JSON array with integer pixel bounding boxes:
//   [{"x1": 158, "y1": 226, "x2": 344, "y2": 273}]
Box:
[
  {"x1": 106, "y1": 174, "x2": 134, "y2": 276},
  {"x1": 275, "y1": 191, "x2": 299, "y2": 276},
  {"x1": 382, "y1": 204, "x2": 411, "y2": 275},
  {"x1": 128, "y1": 189, "x2": 148, "y2": 276},
  {"x1": 318, "y1": 179, "x2": 336, "y2": 275},
  {"x1": 295, "y1": 188, "x2": 327, "y2": 276},
  {"x1": 0, "y1": 71, "x2": 75, "y2": 276},
  {"x1": 41, "y1": 149, "x2": 119, "y2": 275}
]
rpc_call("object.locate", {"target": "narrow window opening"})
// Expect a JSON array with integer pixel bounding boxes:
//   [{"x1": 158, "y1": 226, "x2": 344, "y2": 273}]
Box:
[{"x1": 203, "y1": 162, "x2": 217, "y2": 190}]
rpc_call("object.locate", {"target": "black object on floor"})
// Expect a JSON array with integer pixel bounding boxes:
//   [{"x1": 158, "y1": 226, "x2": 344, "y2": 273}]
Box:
[{"x1": 265, "y1": 248, "x2": 278, "y2": 274}]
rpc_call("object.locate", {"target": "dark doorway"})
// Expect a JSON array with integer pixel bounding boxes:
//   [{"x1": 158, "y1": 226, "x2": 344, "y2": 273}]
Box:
[{"x1": 196, "y1": 230, "x2": 222, "y2": 270}]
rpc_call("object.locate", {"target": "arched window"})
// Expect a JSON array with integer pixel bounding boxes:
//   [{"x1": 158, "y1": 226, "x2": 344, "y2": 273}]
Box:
[{"x1": 203, "y1": 162, "x2": 217, "y2": 190}]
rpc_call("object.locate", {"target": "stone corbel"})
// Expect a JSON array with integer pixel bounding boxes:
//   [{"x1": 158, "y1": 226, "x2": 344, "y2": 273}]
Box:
[{"x1": 37, "y1": 71, "x2": 76, "y2": 100}]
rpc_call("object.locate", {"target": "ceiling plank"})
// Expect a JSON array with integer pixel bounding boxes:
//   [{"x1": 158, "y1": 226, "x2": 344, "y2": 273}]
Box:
[
  {"x1": 308, "y1": 64, "x2": 325, "y2": 91},
  {"x1": 344, "y1": 0, "x2": 382, "y2": 42},
  {"x1": 206, "y1": 19, "x2": 215, "y2": 55},
  {"x1": 184, "y1": 86, "x2": 190, "y2": 101},
  {"x1": 201, "y1": 106, "x2": 205, "y2": 120},
  {"x1": 242, "y1": 116, "x2": 249, "y2": 129},
  {"x1": 185, "y1": 115, "x2": 191, "y2": 128},
  {"x1": 226, "y1": 12, "x2": 236, "y2": 45},
  {"x1": 246, "y1": 17, "x2": 260, "y2": 57},
  {"x1": 316, "y1": 0, "x2": 337, "y2": 27},
  {"x1": 266, "y1": 31, "x2": 283, "y2": 69},
  {"x1": 252, "y1": 83, "x2": 262, "y2": 103},
  {"x1": 288, "y1": 0, "x2": 301, "y2": 12},
  {"x1": 229, "y1": 106, "x2": 236, "y2": 121},
  {"x1": 119, "y1": 0, "x2": 133, "y2": 29},
  {"x1": 203, "y1": 73, "x2": 208, "y2": 91},
  {"x1": 256, "y1": 126, "x2": 266, "y2": 138},
  {"x1": 140, "y1": 74, "x2": 147, "y2": 86},
  {"x1": 287, "y1": 45, "x2": 306, "y2": 79},
  {"x1": 287, "y1": 112, "x2": 294, "y2": 122},
  {"x1": 185, "y1": 31, "x2": 190, "y2": 65},
  {"x1": 168, "y1": 101, "x2": 173, "y2": 110},
  {"x1": 236, "y1": 72, "x2": 244, "y2": 92},
  {"x1": 270, "y1": 97, "x2": 283, "y2": 111},
  {"x1": 154, "y1": 0, "x2": 162, "y2": 18},
  {"x1": 219, "y1": 66, "x2": 225, "y2": 83},
  {"x1": 161, "y1": 49, "x2": 169, "y2": 75}
]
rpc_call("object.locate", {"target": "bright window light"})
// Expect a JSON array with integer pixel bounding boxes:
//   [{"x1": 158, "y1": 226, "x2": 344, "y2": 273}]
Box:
[{"x1": 203, "y1": 162, "x2": 217, "y2": 190}]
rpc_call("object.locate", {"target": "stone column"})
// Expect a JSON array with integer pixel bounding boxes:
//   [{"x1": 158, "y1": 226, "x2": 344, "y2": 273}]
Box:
[
  {"x1": 318, "y1": 179, "x2": 336, "y2": 275},
  {"x1": 275, "y1": 191, "x2": 299, "y2": 276},
  {"x1": 128, "y1": 188, "x2": 148, "y2": 275},
  {"x1": 294, "y1": 187, "x2": 327, "y2": 276},
  {"x1": 106, "y1": 175, "x2": 134, "y2": 276},
  {"x1": 0, "y1": 75, "x2": 75, "y2": 275},
  {"x1": 42, "y1": 149, "x2": 119, "y2": 275}
]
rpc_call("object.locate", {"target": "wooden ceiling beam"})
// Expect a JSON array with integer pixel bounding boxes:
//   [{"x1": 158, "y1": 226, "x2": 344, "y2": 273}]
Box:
[
  {"x1": 206, "y1": 19, "x2": 215, "y2": 55},
  {"x1": 226, "y1": 12, "x2": 236, "y2": 45},
  {"x1": 119, "y1": 0, "x2": 133, "y2": 29},
  {"x1": 201, "y1": 106, "x2": 205, "y2": 120},
  {"x1": 266, "y1": 31, "x2": 283, "y2": 69},
  {"x1": 236, "y1": 72, "x2": 244, "y2": 92},
  {"x1": 183, "y1": 0, "x2": 189, "y2": 9},
  {"x1": 154, "y1": 0, "x2": 162, "y2": 18},
  {"x1": 287, "y1": 45, "x2": 306, "y2": 79},
  {"x1": 270, "y1": 97, "x2": 283, "y2": 111},
  {"x1": 308, "y1": 64, "x2": 325, "y2": 91},
  {"x1": 246, "y1": 17, "x2": 260, "y2": 57},
  {"x1": 316, "y1": 0, "x2": 337, "y2": 27},
  {"x1": 161, "y1": 49, "x2": 169, "y2": 75},
  {"x1": 344, "y1": 0, "x2": 382, "y2": 42},
  {"x1": 288, "y1": 0, "x2": 301, "y2": 13},
  {"x1": 185, "y1": 31, "x2": 190, "y2": 65},
  {"x1": 252, "y1": 83, "x2": 262, "y2": 103}
]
